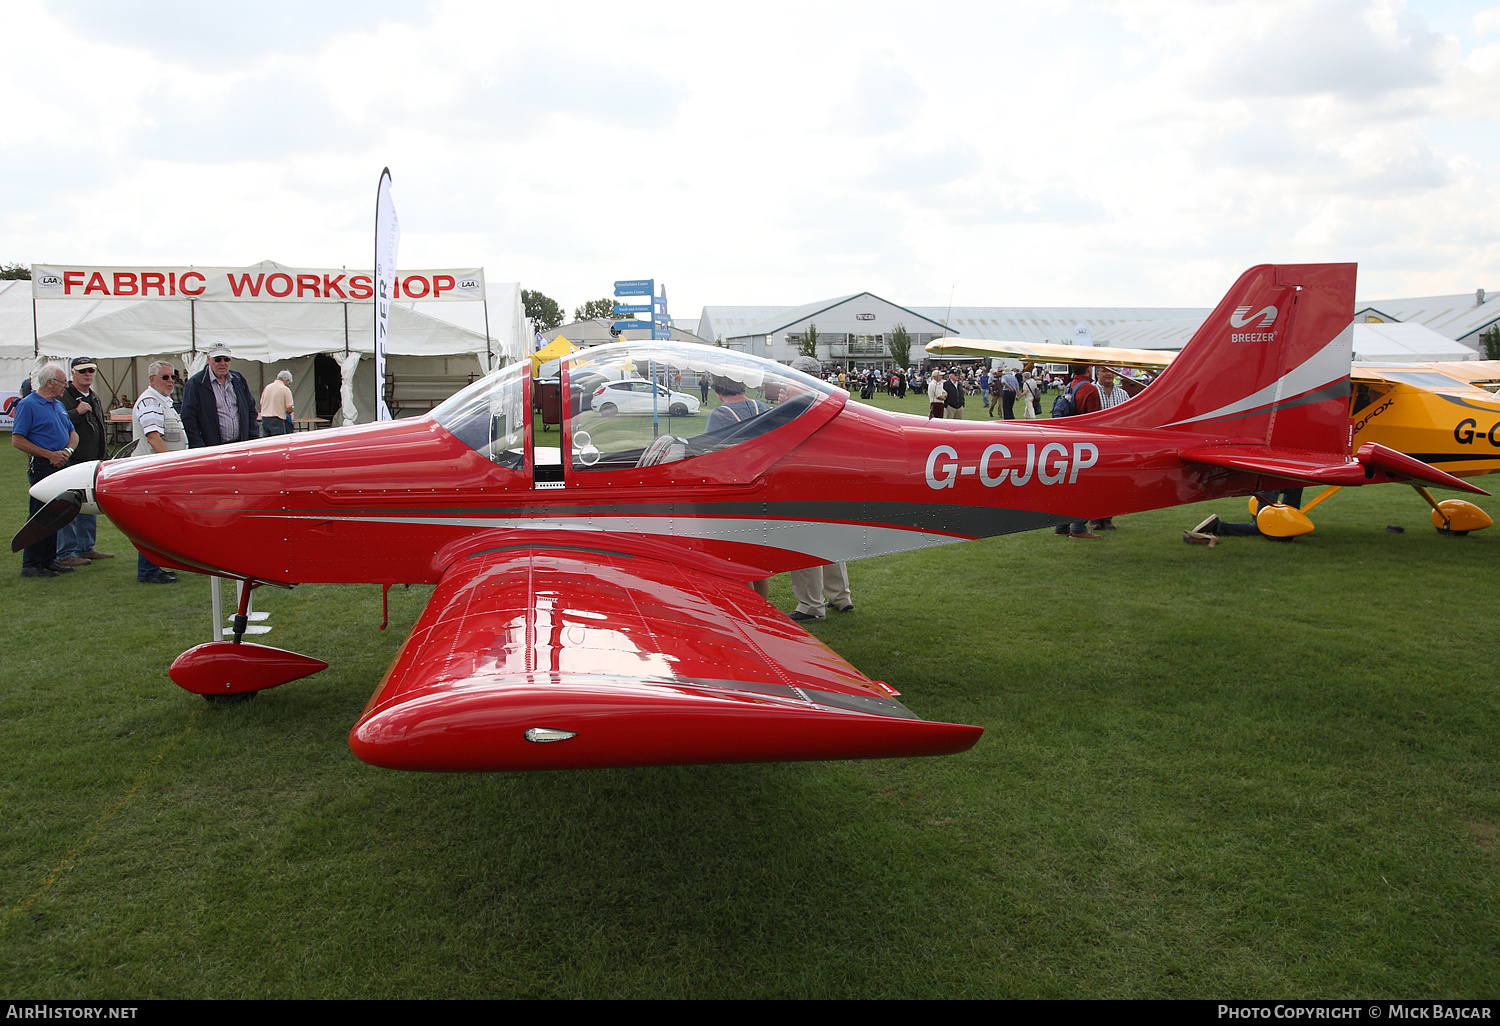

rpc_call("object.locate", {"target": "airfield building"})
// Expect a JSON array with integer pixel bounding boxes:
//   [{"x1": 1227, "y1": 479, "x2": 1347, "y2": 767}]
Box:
[{"x1": 695, "y1": 286, "x2": 1499, "y2": 368}]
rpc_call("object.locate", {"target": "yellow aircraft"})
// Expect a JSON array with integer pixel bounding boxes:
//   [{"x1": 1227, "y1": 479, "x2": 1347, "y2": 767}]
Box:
[{"x1": 926, "y1": 337, "x2": 1498, "y2": 535}]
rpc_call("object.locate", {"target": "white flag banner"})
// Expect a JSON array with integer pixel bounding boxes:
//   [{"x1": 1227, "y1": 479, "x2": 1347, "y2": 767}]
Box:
[
  {"x1": 31, "y1": 264, "x2": 482, "y2": 302},
  {"x1": 374, "y1": 169, "x2": 401, "y2": 422}
]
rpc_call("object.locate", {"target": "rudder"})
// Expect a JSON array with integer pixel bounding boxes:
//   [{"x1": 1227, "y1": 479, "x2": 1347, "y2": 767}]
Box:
[{"x1": 1089, "y1": 263, "x2": 1355, "y2": 454}]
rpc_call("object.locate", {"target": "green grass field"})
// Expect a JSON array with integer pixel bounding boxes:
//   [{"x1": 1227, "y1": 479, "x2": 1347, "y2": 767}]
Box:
[{"x1": 1, "y1": 432, "x2": 1496, "y2": 998}]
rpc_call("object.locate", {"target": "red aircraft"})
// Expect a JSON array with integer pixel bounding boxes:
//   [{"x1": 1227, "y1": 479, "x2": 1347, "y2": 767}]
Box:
[{"x1": 17, "y1": 263, "x2": 1484, "y2": 772}]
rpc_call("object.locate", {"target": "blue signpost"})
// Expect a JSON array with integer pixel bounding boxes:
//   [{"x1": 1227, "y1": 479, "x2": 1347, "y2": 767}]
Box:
[{"x1": 613, "y1": 278, "x2": 673, "y2": 340}]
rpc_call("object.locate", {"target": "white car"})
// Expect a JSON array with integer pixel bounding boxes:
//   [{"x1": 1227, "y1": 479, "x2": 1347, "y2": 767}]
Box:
[{"x1": 591, "y1": 379, "x2": 701, "y2": 418}]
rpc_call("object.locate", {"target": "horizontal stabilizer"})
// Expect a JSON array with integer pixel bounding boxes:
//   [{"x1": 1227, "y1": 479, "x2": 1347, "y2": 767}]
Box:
[
  {"x1": 1181, "y1": 443, "x2": 1489, "y2": 494},
  {"x1": 1356, "y1": 442, "x2": 1490, "y2": 494}
]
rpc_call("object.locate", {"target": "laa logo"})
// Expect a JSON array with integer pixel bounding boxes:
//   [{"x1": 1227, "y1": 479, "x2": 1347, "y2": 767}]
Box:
[{"x1": 1230, "y1": 305, "x2": 1278, "y2": 329}]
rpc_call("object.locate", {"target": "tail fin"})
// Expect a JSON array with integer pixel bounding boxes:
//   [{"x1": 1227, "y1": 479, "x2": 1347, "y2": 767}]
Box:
[{"x1": 1091, "y1": 263, "x2": 1355, "y2": 453}]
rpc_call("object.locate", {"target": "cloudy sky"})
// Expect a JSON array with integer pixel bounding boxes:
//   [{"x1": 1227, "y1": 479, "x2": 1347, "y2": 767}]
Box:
[{"x1": 4, "y1": 0, "x2": 1499, "y2": 316}]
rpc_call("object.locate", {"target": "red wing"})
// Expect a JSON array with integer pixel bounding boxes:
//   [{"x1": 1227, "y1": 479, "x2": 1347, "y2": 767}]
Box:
[{"x1": 350, "y1": 548, "x2": 982, "y2": 771}]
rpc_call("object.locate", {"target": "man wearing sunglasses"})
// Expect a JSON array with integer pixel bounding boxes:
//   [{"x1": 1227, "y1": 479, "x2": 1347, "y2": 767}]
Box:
[
  {"x1": 57, "y1": 357, "x2": 113, "y2": 566},
  {"x1": 181, "y1": 341, "x2": 259, "y2": 448},
  {"x1": 130, "y1": 361, "x2": 186, "y2": 584}
]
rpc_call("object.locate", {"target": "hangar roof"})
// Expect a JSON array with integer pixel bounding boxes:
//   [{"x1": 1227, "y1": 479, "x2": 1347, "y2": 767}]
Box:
[
  {"x1": 910, "y1": 305, "x2": 1209, "y2": 344},
  {"x1": 1354, "y1": 290, "x2": 1499, "y2": 342}
]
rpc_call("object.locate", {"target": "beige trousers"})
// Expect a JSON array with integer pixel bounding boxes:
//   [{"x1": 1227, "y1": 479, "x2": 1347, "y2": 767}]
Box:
[{"x1": 789, "y1": 562, "x2": 852, "y2": 618}]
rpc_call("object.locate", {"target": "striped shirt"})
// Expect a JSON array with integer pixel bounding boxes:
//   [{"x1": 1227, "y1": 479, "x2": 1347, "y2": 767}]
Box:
[{"x1": 1098, "y1": 384, "x2": 1130, "y2": 410}]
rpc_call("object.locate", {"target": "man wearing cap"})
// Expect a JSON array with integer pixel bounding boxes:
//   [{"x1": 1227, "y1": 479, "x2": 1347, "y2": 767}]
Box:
[
  {"x1": 56, "y1": 357, "x2": 113, "y2": 567},
  {"x1": 182, "y1": 342, "x2": 258, "y2": 448},
  {"x1": 943, "y1": 369, "x2": 965, "y2": 419},
  {"x1": 11, "y1": 363, "x2": 78, "y2": 578},
  {"x1": 705, "y1": 375, "x2": 769, "y2": 433}
]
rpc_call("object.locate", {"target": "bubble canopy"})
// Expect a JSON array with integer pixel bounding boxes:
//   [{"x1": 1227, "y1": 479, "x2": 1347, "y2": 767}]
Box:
[
  {"x1": 566, "y1": 343, "x2": 838, "y2": 473},
  {"x1": 432, "y1": 342, "x2": 839, "y2": 475}
]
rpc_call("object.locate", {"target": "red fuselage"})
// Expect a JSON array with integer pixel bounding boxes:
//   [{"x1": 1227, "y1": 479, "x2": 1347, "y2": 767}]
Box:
[{"x1": 96, "y1": 395, "x2": 1259, "y2": 586}]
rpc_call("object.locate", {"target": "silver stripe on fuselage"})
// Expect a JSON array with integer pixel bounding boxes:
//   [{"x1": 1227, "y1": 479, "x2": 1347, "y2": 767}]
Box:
[{"x1": 258, "y1": 513, "x2": 969, "y2": 562}]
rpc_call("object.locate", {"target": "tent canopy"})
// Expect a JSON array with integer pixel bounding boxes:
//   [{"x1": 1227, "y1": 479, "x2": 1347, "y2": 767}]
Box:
[
  {"x1": 30, "y1": 295, "x2": 490, "y2": 362},
  {"x1": 2, "y1": 264, "x2": 527, "y2": 425},
  {"x1": 2, "y1": 264, "x2": 528, "y2": 426},
  {"x1": 3, "y1": 263, "x2": 527, "y2": 364},
  {"x1": 1349, "y1": 321, "x2": 1476, "y2": 363}
]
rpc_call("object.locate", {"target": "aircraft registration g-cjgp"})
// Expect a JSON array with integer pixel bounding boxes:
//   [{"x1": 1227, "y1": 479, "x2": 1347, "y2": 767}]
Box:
[
  {"x1": 18, "y1": 263, "x2": 1484, "y2": 772},
  {"x1": 927, "y1": 327, "x2": 1500, "y2": 535}
]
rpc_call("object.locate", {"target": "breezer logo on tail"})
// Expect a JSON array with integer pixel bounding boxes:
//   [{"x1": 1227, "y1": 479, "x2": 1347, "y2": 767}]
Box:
[
  {"x1": 1085, "y1": 263, "x2": 1354, "y2": 452},
  {"x1": 1230, "y1": 305, "x2": 1278, "y2": 329}
]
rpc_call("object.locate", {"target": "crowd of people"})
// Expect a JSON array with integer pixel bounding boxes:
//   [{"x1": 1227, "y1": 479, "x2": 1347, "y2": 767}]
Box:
[{"x1": 14, "y1": 342, "x2": 302, "y2": 582}]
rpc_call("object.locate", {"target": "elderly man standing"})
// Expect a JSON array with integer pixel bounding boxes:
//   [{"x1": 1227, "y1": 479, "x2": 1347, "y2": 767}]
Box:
[
  {"x1": 131, "y1": 361, "x2": 187, "y2": 584},
  {"x1": 259, "y1": 369, "x2": 295, "y2": 436},
  {"x1": 182, "y1": 341, "x2": 258, "y2": 448},
  {"x1": 783, "y1": 355, "x2": 854, "y2": 622},
  {"x1": 926, "y1": 369, "x2": 945, "y2": 419},
  {"x1": 12, "y1": 363, "x2": 79, "y2": 578},
  {"x1": 56, "y1": 357, "x2": 113, "y2": 567},
  {"x1": 943, "y1": 368, "x2": 965, "y2": 419}
]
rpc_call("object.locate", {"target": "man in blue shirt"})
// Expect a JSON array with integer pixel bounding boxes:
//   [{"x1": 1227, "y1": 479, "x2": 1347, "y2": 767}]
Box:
[{"x1": 11, "y1": 363, "x2": 79, "y2": 577}]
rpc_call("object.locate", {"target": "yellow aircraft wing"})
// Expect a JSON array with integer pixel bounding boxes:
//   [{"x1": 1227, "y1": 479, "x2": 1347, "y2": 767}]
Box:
[
  {"x1": 1352, "y1": 360, "x2": 1500, "y2": 402},
  {"x1": 925, "y1": 337, "x2": 1177, "y2": 371}
]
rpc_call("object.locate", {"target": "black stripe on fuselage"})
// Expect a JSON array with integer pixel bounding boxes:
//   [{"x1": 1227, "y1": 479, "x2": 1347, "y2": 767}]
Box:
[{"x1": 270, "y1": 501, "x2": 1074, "y2": 540}]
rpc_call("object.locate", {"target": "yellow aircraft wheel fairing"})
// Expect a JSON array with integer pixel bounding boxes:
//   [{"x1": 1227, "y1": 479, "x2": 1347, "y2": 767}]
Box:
[
  {"x1": 1256, "y1": 504, "x2": 1315, "y2": 538},
  {"x1": 1431, "y1": 500, "x2": 1493, "y2": 534}
]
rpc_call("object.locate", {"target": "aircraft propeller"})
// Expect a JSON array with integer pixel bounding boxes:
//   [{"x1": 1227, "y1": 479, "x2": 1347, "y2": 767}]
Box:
[{"x1": 10, "y1": 489, "x2": 84, "y2": 553}]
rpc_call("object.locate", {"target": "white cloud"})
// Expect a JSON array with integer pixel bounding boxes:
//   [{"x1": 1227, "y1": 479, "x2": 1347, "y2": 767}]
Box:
[{"x1": 2, "y1": 0, "x2": 1498, "y2": 312}]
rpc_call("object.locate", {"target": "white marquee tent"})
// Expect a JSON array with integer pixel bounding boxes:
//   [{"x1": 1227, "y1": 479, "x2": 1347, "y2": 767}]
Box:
[
  {"x1": 1348, "y1": 321, "x2": 1476, "y2": 363},
  {"x1": 1, "y1": 264, "x2": 527, "y2": 427}
]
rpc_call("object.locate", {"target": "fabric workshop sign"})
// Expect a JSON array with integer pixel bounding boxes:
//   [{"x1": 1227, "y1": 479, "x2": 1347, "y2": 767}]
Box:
[{"x1": 31, "y1": 265, "x2": 484, "y2": 303}]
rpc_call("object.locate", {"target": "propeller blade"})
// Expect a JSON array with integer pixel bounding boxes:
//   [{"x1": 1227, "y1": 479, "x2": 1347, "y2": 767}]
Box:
[{"x1": 10, "y1": 490, "x2": 84, "y2": 553}]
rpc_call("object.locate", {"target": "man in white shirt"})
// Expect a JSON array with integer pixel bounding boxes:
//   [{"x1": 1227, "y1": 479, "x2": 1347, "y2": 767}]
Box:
[{"x1": 131, "y1": 361, "x2": 186, "y2": 583}]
